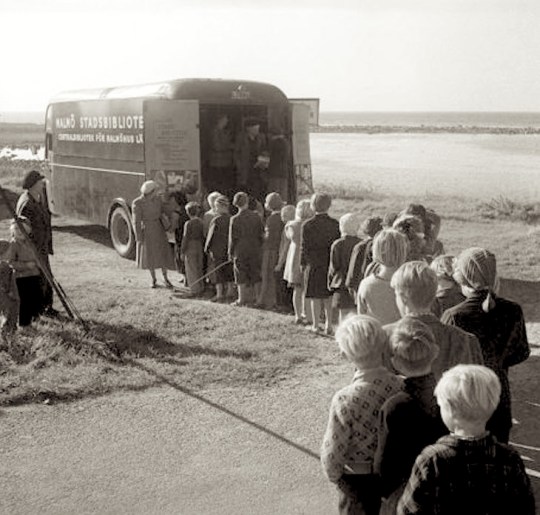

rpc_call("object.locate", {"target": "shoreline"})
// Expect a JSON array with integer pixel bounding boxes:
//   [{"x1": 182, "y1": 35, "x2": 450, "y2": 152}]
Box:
[{"x1": 312, "y1": 124, "x2": 540, "y2": 135}]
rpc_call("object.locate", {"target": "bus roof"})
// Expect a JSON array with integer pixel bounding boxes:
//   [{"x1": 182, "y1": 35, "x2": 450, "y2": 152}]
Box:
[{"x1": 49, "y1": 78, "x2": 289, "y2": 105}]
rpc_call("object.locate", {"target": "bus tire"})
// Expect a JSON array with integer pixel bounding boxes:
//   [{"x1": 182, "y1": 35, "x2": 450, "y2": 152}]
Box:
[{"x1": 110, "y1": 206, "x2": 136, "y2": 259}]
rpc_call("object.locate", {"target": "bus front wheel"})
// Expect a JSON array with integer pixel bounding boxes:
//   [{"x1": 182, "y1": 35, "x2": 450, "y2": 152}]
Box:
[{"x1": 110, "y1": 206, "x2": 136, "y2": 259}]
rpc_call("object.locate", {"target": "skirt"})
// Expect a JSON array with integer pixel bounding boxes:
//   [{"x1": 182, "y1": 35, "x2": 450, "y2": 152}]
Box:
[{"x1": 304, "y1": 265, "x2": 332, "y2": 299}]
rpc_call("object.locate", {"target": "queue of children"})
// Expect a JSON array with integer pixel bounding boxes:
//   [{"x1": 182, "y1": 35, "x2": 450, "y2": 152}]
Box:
[{"x1": 320, "y1": 247, "x2": 532, "y2": 513}]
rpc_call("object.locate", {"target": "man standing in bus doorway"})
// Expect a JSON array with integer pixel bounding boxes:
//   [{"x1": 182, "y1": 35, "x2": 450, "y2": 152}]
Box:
[
  {"x1": 234, "y1": 118, "x2": 268, "y2": 205},
  {"x1": 16, "y1": 170, "x2": 57, "y2": 317},
  {"x1": 208, "y1": 114, "x2": 235, "y2": 197}
]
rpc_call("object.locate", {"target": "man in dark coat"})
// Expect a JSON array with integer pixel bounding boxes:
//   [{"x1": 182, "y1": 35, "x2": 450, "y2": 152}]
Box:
[{"x1": 16, "y1": 170, "x2": 56, "y2": 316}]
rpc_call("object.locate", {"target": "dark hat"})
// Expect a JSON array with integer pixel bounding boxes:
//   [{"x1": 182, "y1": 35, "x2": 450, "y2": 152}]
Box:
[
  {"x1": 244, "y1": 117, "x2": 260, "y2": 128},
  {"x1": 22, "y1": 170, "x2": 45, "y2": 190}
]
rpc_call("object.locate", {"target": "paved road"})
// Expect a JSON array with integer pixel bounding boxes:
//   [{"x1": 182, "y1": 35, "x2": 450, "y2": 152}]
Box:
[{"x1": 1, "y1": 382, "x2": 339, "y2": 515}]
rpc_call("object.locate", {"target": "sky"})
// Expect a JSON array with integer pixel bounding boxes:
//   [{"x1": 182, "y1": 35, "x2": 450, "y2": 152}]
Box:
[{"x1": 1, "y1": 0, "x2": 540, "y2": 112}]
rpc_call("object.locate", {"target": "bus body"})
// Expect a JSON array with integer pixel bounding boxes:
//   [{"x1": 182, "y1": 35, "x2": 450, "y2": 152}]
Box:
[{"x1": 44, "y1": 78, "x2": 313, "y2": 257}]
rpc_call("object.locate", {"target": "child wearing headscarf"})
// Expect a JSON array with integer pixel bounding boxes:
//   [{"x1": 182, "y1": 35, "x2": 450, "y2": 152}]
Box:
[
  {"x1": 328, "y1": 213, "x2": 361, "y2": 322},
  {"x1": 441, "y1": 247, "x2": 530, "y2": 443}
]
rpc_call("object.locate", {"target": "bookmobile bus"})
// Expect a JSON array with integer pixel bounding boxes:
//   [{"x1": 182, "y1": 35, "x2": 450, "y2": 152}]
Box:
[{"x1": 44, "y1": 78, "x2": 314, "y2": 258}]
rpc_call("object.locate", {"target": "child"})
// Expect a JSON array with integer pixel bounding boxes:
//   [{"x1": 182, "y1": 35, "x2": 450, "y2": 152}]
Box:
[
  {"x1": 301, "y1": 193, "x2": 340, "y2": 335},
  {"x1": 392, "y1": 214, "x2": 427, "y2": 262},
  {"x1": 430, "y1": 254, "x2": 465, "y2": 316},
  {"x1": 442, "y1": 247, "x2": 530, "y2": 443},
  {"x1": 388, "y1": 261, "x2": 483, "y2": 380},
  {"x1": 357, "y1": 229, "x2": 409, "y2": 325},
  {"x1": 228, "y1": 191, "x2": 265, "y2": 306},
  {"x1": 5, "y1": 217, "x2": 43, "y2": 326},
  {"x1": 397, "y1": 365, "x2": 535, "y2": 515},
  {"x1": 345, "y1": 216, "x2": 383, "y2": 298},
  {"x1": 205, "y1": 195, "x2": 234, "y2": 302},
  {"x1": 283, "y1": 199, "x2": 314, "y2": 324},
  {"x1": 257, "y1": 192, "x2": 284, "y2": 309},
  {"x1": 274, "y1": 204, "x2": 296, "y2": 313},
  {"x1": 180, "y1": 201, "x2": 205, "y2": 296},
  {"x1": 0, "y1": 260, "x2": 19, "y2": 342},
  {"x1": 202, "y1": 191, "x2": 221, "y2": 238},
  {"x1": 321, "y1": 315, "x2": 403, "y2": 515},
  {"x1": 328, "y1": 213, "x2": 361, "y2": 323},
  {"x1": 374, "y1": 317, "x2": 447, "y2": 515}
]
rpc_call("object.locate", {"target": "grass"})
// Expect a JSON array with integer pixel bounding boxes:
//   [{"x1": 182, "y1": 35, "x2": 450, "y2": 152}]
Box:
[{"x1": 0, "y1": 158, "x2": 539, "y2": 407}]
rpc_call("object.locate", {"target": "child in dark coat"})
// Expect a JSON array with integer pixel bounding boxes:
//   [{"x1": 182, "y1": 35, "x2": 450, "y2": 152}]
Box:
[
  {"x1": 375, "y1": 317, "x2": 447, "y2": 514},
  {"x1": 181, "y1": 202, "x2": 205, "y2": 295},
  {"x1": 430, "y1": 254, "x2": 465, "y2": 317},
  {"x1": 228, "y1": 192, "x2": 265, "y2": 306},
  {"x1": 301, "y1": 193, "x2": 340, "y2": 335},
  {"x1": 205, "y1": 195, "x2": 234, "y2": 302},
  {"x1": 398, "y1": 365, "x2": 535, "y2": 515},
  {"x1": 328, "y1": 213, "x2": 361, "y2": 323}
]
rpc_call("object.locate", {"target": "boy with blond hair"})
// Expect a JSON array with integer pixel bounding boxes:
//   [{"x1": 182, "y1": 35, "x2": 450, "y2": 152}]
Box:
[
  {"x1": 398, "y1": 364, "x2": 535, "y2": 515},
  {"x1": 321, "y1": 315, "x2": 402, "y2": 515},
  {"x1": 375, "y1": 317, "x2": 447, "y2": 514},
  {"x1": 387, "y1": 261, "x2": 483, "y2": 380},
  {"x1": 357, "y1": 229, "x2": 409, "y2": 324}
]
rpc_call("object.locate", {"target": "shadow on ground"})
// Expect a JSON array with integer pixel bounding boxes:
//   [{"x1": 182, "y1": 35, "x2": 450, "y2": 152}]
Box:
[
  {"x1": 501, "y1": 278, "x2": 540, "y2": 323},
  {"x1": 53, "y1": 224, "x2": 114, "y2": 249}
]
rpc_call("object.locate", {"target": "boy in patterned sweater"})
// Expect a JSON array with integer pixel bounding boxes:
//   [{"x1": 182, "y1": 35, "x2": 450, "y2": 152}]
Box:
[{"x1": 321, "y1": 315, "x2": 403, "y2": 515}]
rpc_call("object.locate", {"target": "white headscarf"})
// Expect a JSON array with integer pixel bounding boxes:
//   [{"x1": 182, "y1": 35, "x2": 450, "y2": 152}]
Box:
[{"x1": 141, "y1": 180, "x2": 158, "y2": 195}]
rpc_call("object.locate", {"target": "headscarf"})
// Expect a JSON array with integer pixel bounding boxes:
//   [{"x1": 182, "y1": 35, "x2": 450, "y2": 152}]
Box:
[
  {"x1": 453, "y1": 247, "x2": 498, "y2": 312},
  {"x1": 140, "y1": 180, "x2": 158, "y2": 195}
]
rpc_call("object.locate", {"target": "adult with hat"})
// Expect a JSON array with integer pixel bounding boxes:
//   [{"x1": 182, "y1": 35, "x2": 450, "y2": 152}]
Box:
[
  {"x1": 441, "y1": 247, "x2": 531, "y2": 443},
  {"x1": 233, "y1": 117, "x2": 268, "y2": 204},
  {"x1": 15, "y1": 169, "x2": 56, "y2": 316},
  {"x1": 132, "y1": 180, "x2": 176, "y2": 288}
]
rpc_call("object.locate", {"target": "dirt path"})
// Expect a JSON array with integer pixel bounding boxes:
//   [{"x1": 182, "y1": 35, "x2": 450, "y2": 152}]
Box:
[
  {"x1": 0, "y1": 378, "x2": 345, "y2": 515},
  {"x1": 2, "y1": 357, "x2": 538, "y2": 515}
]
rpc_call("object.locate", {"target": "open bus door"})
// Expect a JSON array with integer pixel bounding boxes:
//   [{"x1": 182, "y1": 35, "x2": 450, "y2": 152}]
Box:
[
  {"x1": 290, "y1": 102, "x2": 314, "y2": 196},
  {"x1": 143, "y1": 99, "x2": 201, "y2": 196}
]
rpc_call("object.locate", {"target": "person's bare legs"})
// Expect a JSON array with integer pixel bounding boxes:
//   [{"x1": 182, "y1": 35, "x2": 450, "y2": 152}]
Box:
[
  {"x1": 293, "y1": 286, "x2": 304, "y2": 323},
  {"x1": 303, "y1": 296, "x2": 313, "y2": 324},
  {"x1": 162, "y1": 268, "x2": 173, "y2": 288},
  {"x1": 310, "y1": 298, "x2": 322, "y2": 332},
  {"x1": 323, "y1": 297, "x2": 334, "y2": 335},
  {"x1": 149, "y1": 269, "x2": 157, "y2": 288}
]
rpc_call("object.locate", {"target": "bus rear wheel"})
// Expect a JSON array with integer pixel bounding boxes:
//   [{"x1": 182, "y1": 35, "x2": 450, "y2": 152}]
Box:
[{"x1": 110, "y1": 206, "x2": 135, "y2": 259}]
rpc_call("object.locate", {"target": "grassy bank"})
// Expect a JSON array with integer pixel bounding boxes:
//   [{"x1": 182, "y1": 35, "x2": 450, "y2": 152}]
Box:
[{"x1": 0, "y1": 159, "x2": 539, "y2": 406}]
